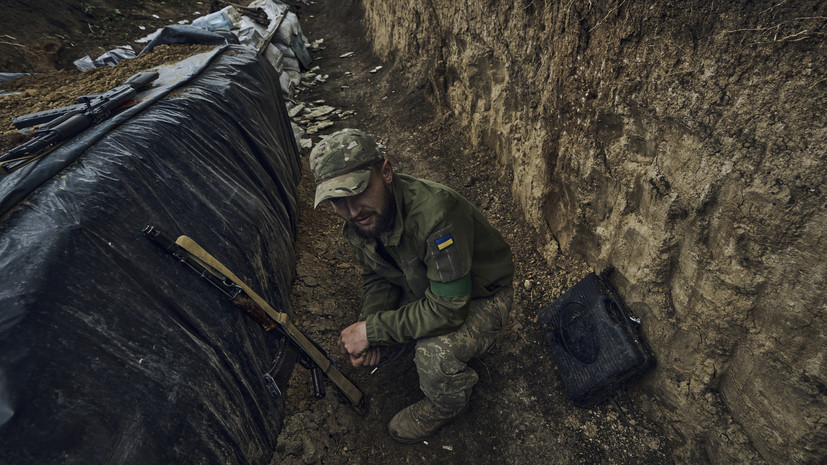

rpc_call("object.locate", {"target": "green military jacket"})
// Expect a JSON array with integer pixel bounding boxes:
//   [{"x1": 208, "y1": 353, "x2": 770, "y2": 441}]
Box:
[{"x1": 343, "y1": 174, "x2": 513, "y2": 345}]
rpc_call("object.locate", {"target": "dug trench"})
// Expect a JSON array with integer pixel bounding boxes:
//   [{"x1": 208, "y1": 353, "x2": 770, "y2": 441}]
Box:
[
  {"x1": 0, "y1": 2, "x2": 672, "y2": 464},
  {"x1": 0, "y1": 1, "x2": 671, "y2": 464},
  {"x1": 271, "y1": 3, "x2": 673, "y2": 465},
  {"x1": 2, "y1": 0, "x2": 823, "y2": 464}
]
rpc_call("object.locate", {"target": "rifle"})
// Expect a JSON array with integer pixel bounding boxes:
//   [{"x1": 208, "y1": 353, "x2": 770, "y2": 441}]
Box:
[
  {"x1": 0, "y1": 71, "x2": 159, "y2": 174},
  {"x1": 142, "y1": 225, "x2": 365, "y2": 411}
]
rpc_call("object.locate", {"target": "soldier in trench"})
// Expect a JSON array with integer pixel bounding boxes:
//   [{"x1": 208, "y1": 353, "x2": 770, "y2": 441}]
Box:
[{"x1": 310, "y1": 128, "x2": 514, "y2": 443}]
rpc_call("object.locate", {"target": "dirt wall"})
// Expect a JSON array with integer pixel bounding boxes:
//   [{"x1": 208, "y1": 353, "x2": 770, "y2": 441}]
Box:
[{"x1": 359, "y1": 0, "x2": 826, "y2": 463}]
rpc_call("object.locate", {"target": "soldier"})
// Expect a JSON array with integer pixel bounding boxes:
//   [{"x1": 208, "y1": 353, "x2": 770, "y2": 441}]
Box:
[{"x1": 310, "y1": 128, "x2": 514, "y2": 443}]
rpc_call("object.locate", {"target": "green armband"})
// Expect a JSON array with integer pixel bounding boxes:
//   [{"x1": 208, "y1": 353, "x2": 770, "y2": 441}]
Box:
[{"x1": 429, "y1": 274, "x2": 472, "y2": 297}]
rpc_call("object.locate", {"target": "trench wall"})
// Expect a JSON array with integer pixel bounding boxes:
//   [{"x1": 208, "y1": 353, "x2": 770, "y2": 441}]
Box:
[{"x1": 359, "y1": 0, "x2": 826, "y2": 463}]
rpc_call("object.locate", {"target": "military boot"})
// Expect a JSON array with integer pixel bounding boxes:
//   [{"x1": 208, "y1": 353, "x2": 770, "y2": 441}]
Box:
[{"x1": 388, "y1": 398, "x2": 466, "y2": 444}]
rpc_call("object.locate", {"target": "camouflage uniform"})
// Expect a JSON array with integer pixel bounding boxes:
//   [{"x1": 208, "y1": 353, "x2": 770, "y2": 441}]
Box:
[{"x1": 311, "y1": 129, "x2": 514, "y2": 441}]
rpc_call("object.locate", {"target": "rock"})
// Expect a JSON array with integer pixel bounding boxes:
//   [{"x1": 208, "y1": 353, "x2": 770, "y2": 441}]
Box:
[
  {"x1": 288, "y1": 103, "x2": 305, "y2": 118},
  {"x1": 315, "y1": 120, "x2": 334, "y2": 130},
  {"x1": 309, "y1": 38, "x2": 324, "y2": 50},
  {"x1": 306, "y1": 105, "x2": 336, "y2": 120}
]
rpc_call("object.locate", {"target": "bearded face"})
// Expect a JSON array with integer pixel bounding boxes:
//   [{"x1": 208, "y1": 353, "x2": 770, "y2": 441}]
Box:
[
  {"x1": 347, "y1": 183, "x2": 396, "y2": 239},
  {"x1": 329, "y1": 165, "x2": 397, "y2": 239}
]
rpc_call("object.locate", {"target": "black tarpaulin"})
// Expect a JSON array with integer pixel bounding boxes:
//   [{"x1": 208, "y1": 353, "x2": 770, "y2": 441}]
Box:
[{"x1": 0, "y1": 43, "x2": 301, "y2": 465}]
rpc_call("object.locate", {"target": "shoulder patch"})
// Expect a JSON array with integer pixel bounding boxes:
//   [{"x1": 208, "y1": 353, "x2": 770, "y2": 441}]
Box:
[
  {"x1": 435, "y1": 233, "x2": 454, "y2": 250},
  {"x1": 426, "y1": 226, "x2": 468, "y2": 283}
]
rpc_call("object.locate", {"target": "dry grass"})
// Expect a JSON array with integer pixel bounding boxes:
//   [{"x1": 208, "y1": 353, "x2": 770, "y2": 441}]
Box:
[{"x1": 722, "y1": 16, "x2": 826, "y2": 44}]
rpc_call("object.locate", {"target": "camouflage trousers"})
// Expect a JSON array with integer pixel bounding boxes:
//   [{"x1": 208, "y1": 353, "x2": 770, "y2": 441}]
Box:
[{"x1": 414, "y1": 286, "x2": 514, "y2": 411}]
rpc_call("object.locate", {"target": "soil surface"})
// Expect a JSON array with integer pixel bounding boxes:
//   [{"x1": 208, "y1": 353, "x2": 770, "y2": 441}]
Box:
[{"x1": 0, "y1": 1, "x2": 675, "y2": 463}]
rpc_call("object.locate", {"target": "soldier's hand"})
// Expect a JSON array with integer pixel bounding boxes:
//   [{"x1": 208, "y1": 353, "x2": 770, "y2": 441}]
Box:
[
  {"x1": 338, "y1": 321, "x2": 369, "y2": 359},
  {"x1": 349, "y1": 347, "x2": 381, "y2": 367}
]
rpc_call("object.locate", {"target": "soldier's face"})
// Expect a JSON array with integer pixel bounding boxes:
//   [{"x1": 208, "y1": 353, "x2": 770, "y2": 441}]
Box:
[{"x1": 330, "y1": 161, "x2": 396, "y2": 238}]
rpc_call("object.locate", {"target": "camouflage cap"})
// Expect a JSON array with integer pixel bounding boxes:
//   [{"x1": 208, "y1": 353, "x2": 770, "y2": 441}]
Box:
[{"x1": 309, "y1": 128, "x2": 385, "y2": 208}]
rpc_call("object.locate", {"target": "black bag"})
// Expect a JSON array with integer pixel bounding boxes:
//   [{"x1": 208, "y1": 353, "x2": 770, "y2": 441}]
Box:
[{"x1": 539, "y1": 270, "x2": 655, "y2": 406}]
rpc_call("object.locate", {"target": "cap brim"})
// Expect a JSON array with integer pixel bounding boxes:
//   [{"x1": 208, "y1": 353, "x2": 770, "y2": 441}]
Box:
[{"x1": 313, "y1": 169, "x2": 372, "y2": 208}]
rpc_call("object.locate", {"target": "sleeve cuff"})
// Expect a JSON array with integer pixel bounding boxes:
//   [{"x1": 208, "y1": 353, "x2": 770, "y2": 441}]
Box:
[{"x1": 364, "y1": 314, "x2": 378, "y2": 345}]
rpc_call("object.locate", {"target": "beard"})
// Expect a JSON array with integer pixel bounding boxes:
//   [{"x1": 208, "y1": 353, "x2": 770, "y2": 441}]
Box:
[{"x1": 349, "y1": 185, "x2": 396, "y2": 239}]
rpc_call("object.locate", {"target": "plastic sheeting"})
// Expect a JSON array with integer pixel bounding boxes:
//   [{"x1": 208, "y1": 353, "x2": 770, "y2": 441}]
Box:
[
  {"x1": 0, "y1": 43, "x2": 301, "y2": 464},
  {"x1": 0, "y1": 73, "x2": 26, "y2": 97},
  {"x1": 73, "y1": 45, "x2": 138, "y2": 73},
  {"x1": 138, "y1": 24, "x2": 238, "y2": 56}
]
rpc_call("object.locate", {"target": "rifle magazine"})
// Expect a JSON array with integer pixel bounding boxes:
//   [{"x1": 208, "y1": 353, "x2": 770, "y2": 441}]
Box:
[{"x1": 264, "y1": 336, "x2": 298, "y2": 405}]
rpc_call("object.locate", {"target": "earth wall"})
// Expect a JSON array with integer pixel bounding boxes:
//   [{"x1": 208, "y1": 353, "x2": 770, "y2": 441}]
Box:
[{"x1": 359, "y1": 0, "x2": 826, "y2": 463}]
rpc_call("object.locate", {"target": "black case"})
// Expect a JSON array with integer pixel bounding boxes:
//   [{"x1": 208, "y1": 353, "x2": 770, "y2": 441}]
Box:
[{"x1": 539, "y1": 271, "x2": 655, "y2": 406}]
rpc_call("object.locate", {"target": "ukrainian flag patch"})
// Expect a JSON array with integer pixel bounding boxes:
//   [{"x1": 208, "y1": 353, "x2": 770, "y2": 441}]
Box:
[{"x1": 435, "y1": 234, "x2": 454, "y2": 250}]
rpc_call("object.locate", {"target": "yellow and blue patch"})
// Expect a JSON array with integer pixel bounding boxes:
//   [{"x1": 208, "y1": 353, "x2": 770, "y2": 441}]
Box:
[{"x1": 435, "y1": 233, "x2": 454, "y2": 250}]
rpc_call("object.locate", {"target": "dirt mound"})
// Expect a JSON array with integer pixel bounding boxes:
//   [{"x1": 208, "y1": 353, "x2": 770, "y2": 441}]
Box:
[{"x1": 0, "y1": 0, "x2": 201, "y2": 73}]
